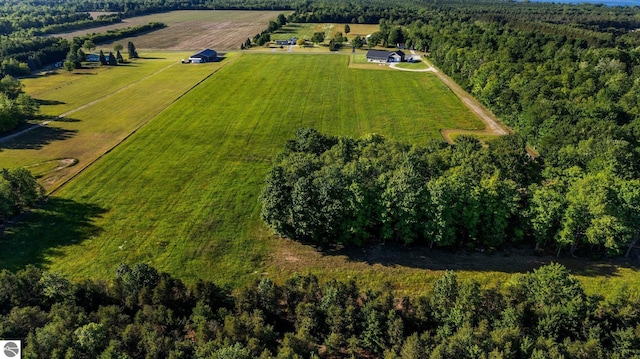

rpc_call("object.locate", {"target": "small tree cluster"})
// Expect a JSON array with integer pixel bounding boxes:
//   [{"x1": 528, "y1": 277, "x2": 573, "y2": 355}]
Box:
[
  {"x1": 311, "y1": 32, "x2": 325, "y2": 44},
  {"x1": 0, "y1": 167, "x2": 44, "y2": 221},
  {"x1": 0, "y1": 76, "x2": 39, "y2": 133}
]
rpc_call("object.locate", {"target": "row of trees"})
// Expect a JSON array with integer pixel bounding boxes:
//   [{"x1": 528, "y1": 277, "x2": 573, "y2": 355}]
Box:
[
  {"x1": 0, "y1": 22, "x2": 152, "y2": 76},
  {"x1": 72, "y1": 22, "x2": 165, "y2": 46},
  {"x1": 63, "y1": 41, "x2": 135, "y2": 71},
  {"x1": 30, "y1": 14, "x2": 122, "y2": 36},
  {"x1": 261, "y1": 129, "x2": 640, "y2": 256},
  {"x1": 3, "y1": 262, "x2": 640, "y2": 358}
]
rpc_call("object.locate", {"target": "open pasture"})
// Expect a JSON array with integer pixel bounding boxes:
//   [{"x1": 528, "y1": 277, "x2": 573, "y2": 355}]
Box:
[
  {"x1": 1, "y1": 53, "x2": 486, "y2": 290},
  {"x1": 1, "y1": 53, "x2": 636, "y2": 298},
  {"x1": 50, "y1": 10, "x2": 284, "y2": 50},
  {"x1": 1, "y1": 52, "x2": 226, "y2": 189}
]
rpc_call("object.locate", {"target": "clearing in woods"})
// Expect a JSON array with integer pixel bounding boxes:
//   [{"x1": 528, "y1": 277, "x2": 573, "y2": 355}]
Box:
[
  {"x1": 49, "y1": 10, "x2": 286, "y2": 50},
  {"x1": 0, "y1": 53, "x2": 486, "y2": 291},
  {"x1": 1, "y1": 53, "x2": 635, "y2": 298}
]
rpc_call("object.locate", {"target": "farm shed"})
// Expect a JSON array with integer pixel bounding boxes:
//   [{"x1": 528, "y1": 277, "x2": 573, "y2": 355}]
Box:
[
  {"x1": 366, "y1": 50, "x2": 391, "y2": 62},
  {"x1": 188, "y1": 48, "x2": 217, "y2": 63},
  {"x1": 366, "y1": 50, "x2": 406, "y2": 63}
]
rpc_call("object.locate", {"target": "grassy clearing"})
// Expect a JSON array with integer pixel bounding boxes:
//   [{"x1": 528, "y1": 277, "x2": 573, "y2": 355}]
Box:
[
  {"x1": 271, "y1": 23, "x2": 378, "y2": 43},
  {"x1": 50, "y1": 10, "x2": 285, "y2": 50},
  {"x1": 4, "y1": 53, "x2": 633, "y2": 298},
  {"x1": 1, "y1": 52, "x2": 228, "y2": 189},
  {"x1": 1, "y1": 53, "x2": 482, "y2": 290},
  {"x1": 271, "y1": 23, "x2": 319, "y2": 41},
  {"x1": 344, "y1": 24, "x2": 379, "y2": 39}
]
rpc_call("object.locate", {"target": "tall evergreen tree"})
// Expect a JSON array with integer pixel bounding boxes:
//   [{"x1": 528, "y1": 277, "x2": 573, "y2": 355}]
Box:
[
  {"x1": 107, "y1": 52, "x2": 117, "y2": 66},
  {"x1": 127, "y1": 41, "x2": 138, "y2": 59},
  {"x1": 116, "y1": 50, "x2": 124, "y2": 63},
  {"x1": 98, "y1": 50, "x2": 106, "y2": 65}
]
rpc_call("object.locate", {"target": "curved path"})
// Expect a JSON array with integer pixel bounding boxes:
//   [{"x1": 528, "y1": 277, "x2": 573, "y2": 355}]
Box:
[
  {"x1": 388, "y1": 61, "x2": 436, "y2": 73},
  {"x1": 390, "y1": 52, "x2": 511, "y2": 145}
]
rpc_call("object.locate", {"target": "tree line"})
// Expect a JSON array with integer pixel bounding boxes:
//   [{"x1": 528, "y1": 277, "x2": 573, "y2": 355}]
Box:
[
  {"x1": 261, "y1": 129, "x2": 640, "y2": 257},
  {"x1": 30, "y1": 14, "x2": 122, "y2": 36},
  {"x1": 2, "y1": 262, "x2": 639, "y2": 358}
]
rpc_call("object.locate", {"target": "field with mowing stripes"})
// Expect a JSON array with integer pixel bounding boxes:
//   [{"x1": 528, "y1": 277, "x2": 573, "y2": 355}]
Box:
[
  {"x1": 0, "y1": 53, "x2": 484, "y2": 290},
  {"x1": 3, "y1": 53, "x2": 635, "y2": 297},
  {"x1": 2, "y1": 52, "x2": 228, "y2": 189}
]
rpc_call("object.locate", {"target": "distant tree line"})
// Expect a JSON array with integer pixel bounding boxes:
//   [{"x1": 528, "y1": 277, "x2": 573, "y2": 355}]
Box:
[
  {"x1": 261, "y1": 129, "x2": 640, "y2": 257},
  {"x1": 2, "y1": 262, "x2": 640, "y2": 358},
  {"x1": 30, "y1": 14, "x2": 122, "y2": 36},
  {"x1": 72, "y1": 22, "x2": 165, "y2": 46}
]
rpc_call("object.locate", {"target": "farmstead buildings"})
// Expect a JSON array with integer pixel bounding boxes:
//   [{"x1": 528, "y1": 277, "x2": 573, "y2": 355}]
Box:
[{"x1": 366, "y1": 49, "x2": 406, "y2": 63}]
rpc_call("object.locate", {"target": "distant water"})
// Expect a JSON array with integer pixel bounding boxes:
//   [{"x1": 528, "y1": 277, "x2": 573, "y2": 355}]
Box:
[{"x1": 528, "y1": 0, "x2": 640, "y2": 6}]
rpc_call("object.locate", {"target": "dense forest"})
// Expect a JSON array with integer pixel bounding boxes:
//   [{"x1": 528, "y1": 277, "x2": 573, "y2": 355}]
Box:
[
  {"x1": 1, "y1": 0, "x2": 640, "y2": 356},
  {"x1": 2, "y1": 262, "x2": 640, "y2": 358},
  {"x1": 261, "y1": 129, "x2": 640, "y2": 256}
]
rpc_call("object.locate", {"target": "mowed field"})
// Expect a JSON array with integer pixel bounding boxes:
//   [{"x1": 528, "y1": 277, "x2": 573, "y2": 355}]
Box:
[
  {"x1": 3, "y1": 53, "x2": 636, "y2": 297},
  {"x1": 2, "y1": 52, "x2": 228, "y2": 189},
  {"x1": 0, "y1": 53, "x2": 490, "y2": 292},
  {"x1": 50, "y1": 10, "x2": 285, "y2": 50}
]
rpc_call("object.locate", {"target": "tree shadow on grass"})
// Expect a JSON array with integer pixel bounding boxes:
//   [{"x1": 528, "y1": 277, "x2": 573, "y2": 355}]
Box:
[
  {"x1": 0, "y1": 197, "x2": 107, "y2": 271},
  {"x1": 47, "y1": 116, "x2": 81, "y2": 123},
  {"x1": 320, "y1": 242, "x2": 640, "y2": 277},
  {"x1": 0, "y1": 126, "x2": 77, "y2": 150},
  {"x1": 35, "y1": 99, "x2": 65, "y2": 106}
]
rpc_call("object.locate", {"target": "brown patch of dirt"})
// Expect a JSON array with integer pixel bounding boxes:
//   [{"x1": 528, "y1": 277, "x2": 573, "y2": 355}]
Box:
[{"x1": 36, "y1": 158, "x2": 79, "y2": 187}]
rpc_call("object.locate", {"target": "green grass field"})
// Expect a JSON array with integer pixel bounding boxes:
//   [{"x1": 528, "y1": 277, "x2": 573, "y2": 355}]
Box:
[
  {"x1": 3, "y1": 52, "x2": 228, "y2": 189},
  {"x1": 2, "y1": 53, "x2": 637, "y2": 298},
  {"x1": 0, "y1": 53, "x2": 484, "y2": 289}
]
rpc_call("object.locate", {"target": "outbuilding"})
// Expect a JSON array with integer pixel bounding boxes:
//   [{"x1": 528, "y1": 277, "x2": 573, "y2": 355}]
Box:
[
  {"x1": 366, "y1": 50, "x2": 392, "y2": 63},
  {"x1": 366, "y1": 50, "x2": 406, "y2": 63},
  {"x1": 188, "y1": 48, "x2": 217, "y2": 63}
]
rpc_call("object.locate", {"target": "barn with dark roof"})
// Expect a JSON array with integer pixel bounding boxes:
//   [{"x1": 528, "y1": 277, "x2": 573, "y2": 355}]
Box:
[
  {"x1": 188, "y1": 48, "x2": 217, "y2": 63},
  {"x1": 366, "y1": 50, "x2": 405, "y2": 63}
]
